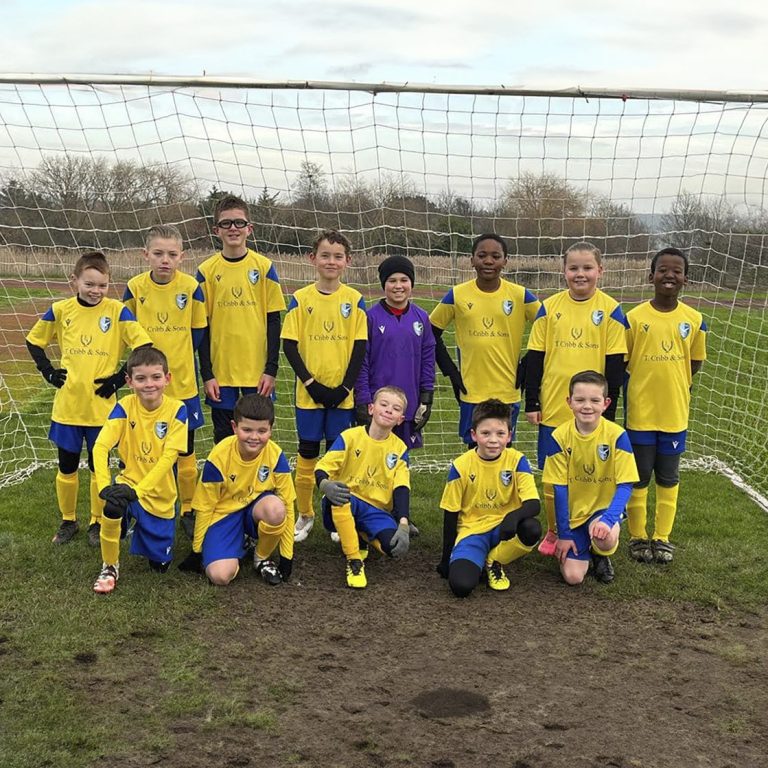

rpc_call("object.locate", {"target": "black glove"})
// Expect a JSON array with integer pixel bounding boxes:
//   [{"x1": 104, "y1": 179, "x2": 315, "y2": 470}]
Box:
[
  {"x1": 178, "y1": 551, "x2": 203, "y2": 573},
  {"x1": 447, "y1": 369, "x2": 467, "y2": 403},
  {"x1": 355, "y1": 402, "x2": 372, "y2": 427},
  {"x1": 319, "y1": 478, "x2": 351, "y2": 506},
  {"x1": 326, "y1": 385, "x2": 350, "y2": 409},
  {"x1": 94, "y1": 370, "x2": 126, "y2": 398},
  {"x1": 99, "y1": 484, "x2": 138, "y2": 506},
  {"x1": 435, "y1": 561, "x2": 450, "y2": 579},
  {"x1": 42, "y1": 366, "x2": 67, "y2": 389},
  {"x1": 305, "y1": 380, "x2": 335, "y2": 408},
  {"x1": 413, "y1": 390, "x2": 433, "y2": 432}
]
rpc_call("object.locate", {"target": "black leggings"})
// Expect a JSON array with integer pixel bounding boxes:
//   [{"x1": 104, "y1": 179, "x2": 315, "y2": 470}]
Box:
[
  {"x1": 58, "y1": 447, "x2": 94, "y2": 474},
  {"x1": 632, "y1": 444, "x2": 680, "y2": 488}
]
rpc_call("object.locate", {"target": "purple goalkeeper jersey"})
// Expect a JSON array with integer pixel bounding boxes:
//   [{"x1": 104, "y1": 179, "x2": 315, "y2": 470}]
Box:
[{"x1": 355, "y1": 300, "x2": 436, "y2": 447}]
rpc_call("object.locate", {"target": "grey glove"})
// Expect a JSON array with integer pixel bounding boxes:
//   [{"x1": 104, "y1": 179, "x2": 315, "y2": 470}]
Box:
[
  {"x1": 319, "y1": 478, "x2": 351, "y2": 506},
  {"x1": 389, "y1": 521, "x2": 410, "y2": 558}
]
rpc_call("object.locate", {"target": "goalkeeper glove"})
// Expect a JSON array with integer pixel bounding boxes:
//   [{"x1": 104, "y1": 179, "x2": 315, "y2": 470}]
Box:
[
  {"x1": 319, "y1": 478, "x2": 351, "y2": 506},
  {"x1": 42, "y1": 366, "x2": 68, "y2": 389},
  {"x1": 413, "y1": 390, "x2": 433, "y2": 432},
  {"x1": 305, "y1": 380, "x2": 335, "y2": 408},
  {"x1": 326, "y1": 385, "x2": 350, "y2": 409},
  {"x1": 389, "y1": 521, "x2": 410, "y2": 558},
  {"x1": 355, "y1": 402, "x2": 372, "y2": 427}
]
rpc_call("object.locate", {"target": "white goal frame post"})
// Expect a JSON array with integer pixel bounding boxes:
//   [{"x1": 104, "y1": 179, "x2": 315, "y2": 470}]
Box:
[{"x1": 0, "y1": 75, "x2": 766, "y2": 511}]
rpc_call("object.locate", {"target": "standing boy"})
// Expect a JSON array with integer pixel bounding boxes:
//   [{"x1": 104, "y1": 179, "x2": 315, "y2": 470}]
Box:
[
  {"x1": 525, "y1": 242, "x2": 627, "y2": 558},
  {"x1": 124, "y1": 225, "x2": 207, "y2": 537},
  {"x1": 355, "y1": 255, "x2": 436, "y2": 450},
  {"x1": 178, "y1": 394, "x2": 295, "y2": 586},
  {"x1": 430, "y1": 233, "x2": 540, "y2": 445},
  {"x1": 92, "y1": 347, "x2": 188, "y2": 593},
  {"x1": 436, "y1": 399, "x2": 541, "y2": 598},
  {"x1": 197, "y1": 195, "x2": 286, "y2": 443},
  {"x1": 315, "y1": 386, "x2": 411, "y2": 589},
  {"x1": 542, "y1": 371, "x2": 639, "y2": 586},
  {"x1": 281, "y1": 230, "x2": 368, "y2": 543},
  {"x1": 624, "y1": 247, "x2": 707, "y2": 564},
  {"x1": 26, "y1": 251, "x2": 151, "y2": 546}
]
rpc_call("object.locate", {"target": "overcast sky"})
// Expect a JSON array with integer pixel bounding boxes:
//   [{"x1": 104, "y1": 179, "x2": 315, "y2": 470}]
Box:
[{"x1": 1, "y1": 0, "x2": 766, "y2": 91}]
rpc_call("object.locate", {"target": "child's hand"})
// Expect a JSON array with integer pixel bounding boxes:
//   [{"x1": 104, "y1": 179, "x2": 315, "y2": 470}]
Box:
[
  {"x1": 94, "y1": 371, "x2": 126, "y2": 398},
  {"x1": 447, "y1": 369, "x2": 467, "y2": 403},
  {"x1": 257, "y1": 374, "x2": 276, "y2": 397},
  {"x1": 525, "y1": 411, "x2": 542, "y2": 426},
  {"x1": 204, "y1": 378, "x2": 221, "y2": 403},
  {"x1": 355, "y1": 403, "x2": 372, "y2": 427},
  {"x1": 555, "y1": 537, "x2": 578, "y2": 564},
  {"x1": 591, "y1": 521, "x2": 611, "y2": 540},
  {"x1": 413, "y1": 390, "x2": 434, "y2": 431},
  {"x1": 326, "y1": 385, "x2": 350, "y2": 409},
  {"x1": 319, "y1": 479, "x2": 351, "y2": 506},
  {"x1": 305, "y1": 380, "x2": 335, "y2": 407},
  {"x1": 389, "y1": 522, "x2": 410, "y2": 558},
  {"x1": 43, "y1": 367, "x2": 67, "y2": 388}
]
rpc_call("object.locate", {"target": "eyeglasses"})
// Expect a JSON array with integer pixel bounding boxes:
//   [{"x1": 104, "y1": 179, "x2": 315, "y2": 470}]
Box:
[{"x1": 216, "y1": 219, "x2": 249, "y2": 229}]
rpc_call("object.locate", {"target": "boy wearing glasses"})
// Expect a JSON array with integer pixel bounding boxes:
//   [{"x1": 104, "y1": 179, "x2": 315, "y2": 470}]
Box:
[{"x1": 197, "y1": 195, "x2": 286, "y2": 443}]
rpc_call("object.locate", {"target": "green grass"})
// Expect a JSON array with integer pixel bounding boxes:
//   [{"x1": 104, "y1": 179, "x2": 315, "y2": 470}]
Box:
[
  {"x1": 0, "y1": 286, "x2": 56, "y2": 309},
  {"x1": 1, "y1": 463, "x2": 767, "y2": 767}
]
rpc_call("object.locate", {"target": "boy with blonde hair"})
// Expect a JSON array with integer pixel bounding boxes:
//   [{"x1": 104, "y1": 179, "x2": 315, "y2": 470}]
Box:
[
  {"x1": 315, "y1": 386, "x2": 411, "y2": 588},
  {"x1": 282, "y1": 229, "x2": 368, "y2": 543},
  {"x1": 124, "y1": 225, "x2": 207, "y2": 537}
]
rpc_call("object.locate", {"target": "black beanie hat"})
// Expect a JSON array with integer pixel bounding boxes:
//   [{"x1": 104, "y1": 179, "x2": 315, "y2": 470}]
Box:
[{"x1": 378, "y1": 255, "x2": 415, "y2": 288}]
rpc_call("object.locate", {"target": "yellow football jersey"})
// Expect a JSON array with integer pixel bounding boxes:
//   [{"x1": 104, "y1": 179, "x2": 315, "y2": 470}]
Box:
[
  {"x1": 93, "y1": 393, "x2": 188, "y2": 519},
  {"x1": 430, "y1": 279, "x2": 540, "y2": 403},
  {"x1": 542, "y1": 418, "x2": 639, "y2": 528},
  {"x1": 124, "y1": 271, "x2": 207, "y2": 400},
  {"x1": 316, "y1": 425, "x2": 410, "y2": 511},
  {"x1": 439, "y1": 447, "x2": 539, "y2": 543},
  {"x1": 281, "y1": 283, "x2": 368, "y2": 409},
  {"x1": 26, "y1": 297, "x2": 151, "y2": 426},
  {"x1": 625, "y1": 301, "x2": 707, "y2": 433},
  {"x1": 528, "y1": 289, "x2": 627, "y2": 427},
  {"x1": 192, "y1": 437, "x2": 296, "y2": 553},
  {"x1": 196, "y1": 250, "x2": 286, "y2": 387}
]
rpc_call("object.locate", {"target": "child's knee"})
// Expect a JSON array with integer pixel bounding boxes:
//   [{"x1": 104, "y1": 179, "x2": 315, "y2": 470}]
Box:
[
  {"x1": 256, "y1": 496, "x2": 286, "y2": 526},
  {"x1": 517, "y1": 517, "x2": 542, "y2": 547},
  {"x1": 448, "y1": 559, "x2": 480, "y2": 598},
  {"x1": 561, "y1": 561, "x2": 587, "y2": 586},
  {"x1": 206, "y1": 561, "x2": 238, "y2": 586}
]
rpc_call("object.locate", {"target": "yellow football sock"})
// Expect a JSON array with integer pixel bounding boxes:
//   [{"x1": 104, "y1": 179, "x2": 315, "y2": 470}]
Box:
[
  {"x1": 56, "y1": 471, "x2": 79, "y2": 522},
  {"x1": 100, "y1": 515, "x2": 122, "y2": 566},
  {"x1": 279, "y1": 507, "x2": 296, "y2": 561},
  {"x1": 295, "y1": 456, "x2": 318, "y2": 518},
  {"x1": 653, "y1": 484, "x2": 680, "y2": 542},
  {"x1": 627, "y1": 486, "x2": 649, "y2": 539},
  {"x1": 89, "y1": 472, "x2": 104, "y2": 526},
  {"x1": 543, "y1": 483, "x2": 555, "y2": 533},
  {"x1": 489, "y1": 536, "x2": 534, "y2": 565},
  {"x1": 177, "y1": 453, "x2": 198, "y2": 514},
  {"x1": 255, "y1": 517, "x2": 288, "y2": 561},
  {"x1": 331, "y1": 503, "x2": 360, "y2": 559}
]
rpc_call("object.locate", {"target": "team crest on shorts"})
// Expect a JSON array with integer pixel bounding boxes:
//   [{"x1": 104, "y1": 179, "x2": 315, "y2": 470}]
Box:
[
  {"x1": 340, "y1": 302, "x2": 352, "y2": 318},
  {"x1": 591, "y1": 310, "x2": 604, "y2": 326},
  {"x1": 248, "y1": 269, "x2": 260, "y2": 285},
  {"x1": 176, "y1": 293, "x2": 188, "y2": 310},
  {"x1": 413, "y1": 321, "x2": 423, "y2": 336},
  {"x1": 597, "y1": 444, "x2": 610, "y2": 461},
  {"x1": 500, "y1": 469, "x2": 513, "y2": 486},
  {"x1": 385, "y1": 452, "x2": 398, "y2": 470},
  {"x1": 502, "y1": 299, "x2": 514, "y2": 316},
  {"x1": 154, "y1": 421, "x2": 168, "y2": 439},
  {"x1": 679, "y1": 322, "x2": 691, "y2": 340},
  {"x1": 258, "y1": 465, "x2": 270, "y2": 483},
  {"x1": 99, "y1": 316, "x2": 112, "y2": 333}
]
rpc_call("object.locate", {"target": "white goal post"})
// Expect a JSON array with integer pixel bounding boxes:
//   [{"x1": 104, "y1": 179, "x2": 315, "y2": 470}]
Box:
[{"x1": 0, "y1": 75, "x2": 766, "y2": 510}]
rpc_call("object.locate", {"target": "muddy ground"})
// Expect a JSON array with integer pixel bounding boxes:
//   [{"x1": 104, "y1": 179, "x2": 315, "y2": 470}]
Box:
[{"x1": 86, "y1": 547, "x2": 768, "y2": 768}]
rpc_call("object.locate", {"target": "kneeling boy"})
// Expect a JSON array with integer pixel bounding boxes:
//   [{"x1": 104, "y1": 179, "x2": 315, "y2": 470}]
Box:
[
  {"x1": 315, "y1": 386, "x2": 411, "y2": 589},
  {"x1": 179, "y1": 394, "x2": 295, "y2": 586},
  {"x1": 92, "y1": 347, "x2": 188, "y2": 593},
  {"x1": 437, "y1": 399, "x2": 541, "y2": 597},
  {"x1": 542, "y1": 370, "x2": 639, "y2": 586}
]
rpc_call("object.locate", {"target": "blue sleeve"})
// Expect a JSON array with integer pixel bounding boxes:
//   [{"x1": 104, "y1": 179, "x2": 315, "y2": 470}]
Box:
[
  {"x1": 123, "y1": 286, "x2": 134, "y2": 301},
  {"x1": 266, "y1": 264, "x2": 281, "y2": 283},
  {"x1": 175, "y1": 404, "x2": 188, "y2": 423},
  {"x1": 118, "y1": 306, "x2": 137, "y2": 322},
  {"x1": 440, "y1": 289, "x2": 455, "y2": 306},
  {"x1": 446, "y1": 463, "x2": 460, "y2": 482},
  {"x1": 201, "y1": 460, "x2": 224, "y2": 483},
  {"x1": 534, "y1": 304, "x2": 547, "y2": 320},
  {"x1": 192, "y1": 327, "x2": 205, "y2": 350},
  {"x1": 108, "y1": 403, "x2": 127, "y2": 420},
  {"x1": 392, "y1": 486, "x2": 410, "y2": 521},
  {"x1": 524, "y1": 289, "x2": 538, "y2": 304},
  {"x1": 553, "y1": 484, "x2": 572, "y2": 539},
  {"x1": 42, "y1": 307, "x2": 55, "y2": 322},
  {"x1": 602, "y1": 482, "x2": 634, "y2": 526}
]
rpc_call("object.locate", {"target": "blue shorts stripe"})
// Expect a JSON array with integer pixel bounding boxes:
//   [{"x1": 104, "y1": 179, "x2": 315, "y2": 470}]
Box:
[
  {"x1": 296, "y1": 407, "x2": 353, "y2": 443},
  {"x1": 627, "y1": 429, "x2": 687, "y2": 455},
  {"x1": 49, "y1": 422, "x2": 102, "y2": 454},
  {"x1": 450, "y1": 528, "x2": 503, "y2": 569}
]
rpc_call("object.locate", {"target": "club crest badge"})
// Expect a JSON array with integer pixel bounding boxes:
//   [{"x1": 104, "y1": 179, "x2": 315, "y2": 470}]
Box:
[
  {"x1": 591, "y1": 310, "x2": 604, "y2": 327},
  {"x1": 385, "y1": 452, "x2": 398, "y2": 470},
  {"x1": 258, "y1": 465, "x2": 270, "y2": 483},
  {"x1": 500, "y1": 469, "x2": 513, "y2": 487},
  {"x1": 154, "y1": 422, "x2": 168, "y2": 439},
  {"x1": 413, "y1": 321, "x2": 423, "y2": 336},
  {"x1": 597, "y1": 444, "x2": 610, "y2": 461},
  {"x1": 679, "y1": 322, "x2": 691, "y2": 340},
  {"x1": 340, "y1": 302, "x2": 352, "y2": 318},
  {"x1": 176, "y1": 293, "x2": 188, "y2": 310},
  {"x1": 248, "y1": 269, "x2": 260, "y2": 285},
  {"x1": 502, "y1": 299, "x2": 514, "y2": 316},
  {"x1": 99, "y1": 316, "x2": 112, "y2": 333}
]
